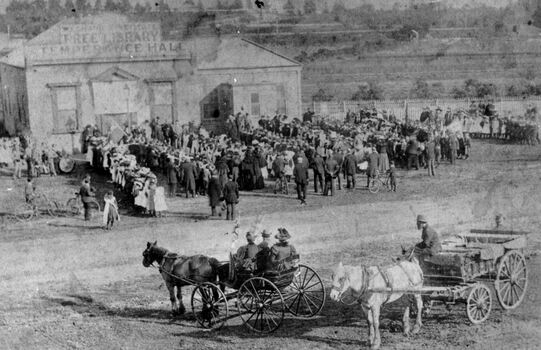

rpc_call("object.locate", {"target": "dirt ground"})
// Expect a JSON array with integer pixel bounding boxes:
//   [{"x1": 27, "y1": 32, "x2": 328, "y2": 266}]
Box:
[{"x1": 1, "y1": 140, "x2": 541, "y2": 350}]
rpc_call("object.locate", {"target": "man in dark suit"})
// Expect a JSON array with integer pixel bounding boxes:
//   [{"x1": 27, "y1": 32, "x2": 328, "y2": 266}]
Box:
[
  {"x1": 406, "y1": 138, "x2": 419, "y2": 170},
  {"x1": 166, "y1": 157, "x2": 178, "y2": 197},
  {"x1": 426, "y1": 137, "x2": 436, "y2": 177},
  {"x1": 293, "y1": 156, "x2": 309, "y2": 205},
  {"x1": 311, "y1": 153, "x2": 325, "y2": 193},
  {"x1": 332, "y1": 149, "x2": 344, "y2": 190},
  {"x1": 343, "y1": 149, "x2": 358, "y2": 189},
  {"x1": 367, "y1": 147, "x2": 379, "y2": 188},
  {"x1": 323, "y1": 150, "x2": 339, "y2": 196},
  {"x1": 181, "y1": 157, "x2": 197, "y2": 198},
  {"x1": 222, "y1": 174, "x2": 239, "y2": 220}
]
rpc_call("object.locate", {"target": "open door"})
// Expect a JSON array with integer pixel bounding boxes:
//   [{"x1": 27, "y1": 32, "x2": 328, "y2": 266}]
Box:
[{"x1": 200, "y1": 83, "x2": 233, "y2": 134}]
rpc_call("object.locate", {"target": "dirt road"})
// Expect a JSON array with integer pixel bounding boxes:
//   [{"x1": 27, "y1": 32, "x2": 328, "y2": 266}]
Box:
[{"x1": 1, "y1": 140, "x2": 540, "y2": 350}]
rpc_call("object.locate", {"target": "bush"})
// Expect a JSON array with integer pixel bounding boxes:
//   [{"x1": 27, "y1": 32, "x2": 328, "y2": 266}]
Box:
[
  {"x1": 351, "y1": 81, "x2": 384, "y2": 101},
  {"x1": 312, "y1": 88, "x2": 334, "y2": 102}
]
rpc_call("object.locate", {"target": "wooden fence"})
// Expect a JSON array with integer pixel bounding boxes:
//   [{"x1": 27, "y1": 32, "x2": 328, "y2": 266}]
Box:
[{"x1": 302, "y1": 97, "x2": 541, "y2": 122}]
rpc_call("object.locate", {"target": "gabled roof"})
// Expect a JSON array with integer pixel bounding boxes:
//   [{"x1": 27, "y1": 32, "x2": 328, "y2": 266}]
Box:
[
  {"x1": 196, "y1": 37, "x2": 301, "y2": 71},
  {"x1": 91, "y1": 66, "x2": 140, "y2": 82}
]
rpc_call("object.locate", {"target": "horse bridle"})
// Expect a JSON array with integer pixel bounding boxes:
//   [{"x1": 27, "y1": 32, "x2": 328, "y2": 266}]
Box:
[{"x1": 332, "y1": 266, "x2": 370, "y2": 305}]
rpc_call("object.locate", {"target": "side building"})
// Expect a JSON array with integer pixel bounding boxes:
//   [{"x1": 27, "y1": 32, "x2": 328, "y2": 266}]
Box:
[{"x1": 0, "y1": 13, "x2": 302, "y2": 153}]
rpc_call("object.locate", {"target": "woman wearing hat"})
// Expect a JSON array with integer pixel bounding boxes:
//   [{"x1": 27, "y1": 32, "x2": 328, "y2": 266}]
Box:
[{"x1": 270, "y1": 228, "x2": 297, "y2": 270}]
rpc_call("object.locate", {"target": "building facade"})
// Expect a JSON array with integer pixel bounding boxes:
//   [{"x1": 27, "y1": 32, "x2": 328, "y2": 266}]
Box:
[{"x1": 0, "y1": 13, "x2": 302, "y2": 153}]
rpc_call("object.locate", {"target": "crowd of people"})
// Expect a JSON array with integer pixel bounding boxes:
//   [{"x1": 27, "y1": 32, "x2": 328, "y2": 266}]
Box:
[{"x1": 81, "y1": 104, "x2": 485, "y2": 220}]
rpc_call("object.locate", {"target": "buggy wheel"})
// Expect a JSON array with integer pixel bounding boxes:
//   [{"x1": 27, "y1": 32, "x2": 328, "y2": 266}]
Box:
[
  {"x1": 495, "y1": 251, "x2": 528, "y2": 310},
  {"x1": 237, "y1": 277, "x2": 284, "y2": 333},
  {"x1": 66, "y1": 198, "x2": 81, "y2": 215},
  {"x1": 191, "y1": 282, "x2": 229, "y2": 330},
  {"x1": 284, "y1": 264, "x2": 326, "y2": 317},
  {"x1": 368, "y1": 179, "x2": 381, "y2": 193},
  {"x1": 15, "y1": 203, "x2": 34, "y2": 221},
  {"x1": 466, "y1": 283, "x2": 492, "y2": 324}
]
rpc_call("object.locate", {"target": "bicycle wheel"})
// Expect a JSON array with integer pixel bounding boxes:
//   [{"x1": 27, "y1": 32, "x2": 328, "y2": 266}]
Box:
[
  {"x1": 368, "y1": 178, "x2": 381, "y2": 193},
  {"x1": 46, "y1": 200, "x2": 60, "y2": 217},
  {"x1": 14, "y1": 203, "x2": 34, "y2": 221},
  {"x1": 66, "y1": 198, "x2": 82, "y2": 215}
]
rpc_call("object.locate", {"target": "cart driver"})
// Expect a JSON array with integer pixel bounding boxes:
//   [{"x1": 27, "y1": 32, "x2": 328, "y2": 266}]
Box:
[{"x1": 414, "y1": 215, "x2": 442, "y2": 259}]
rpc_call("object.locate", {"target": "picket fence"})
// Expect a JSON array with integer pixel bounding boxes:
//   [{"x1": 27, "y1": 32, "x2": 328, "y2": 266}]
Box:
[{"x1": 301, "y1": 97, "x2": 541, "y2": 122}]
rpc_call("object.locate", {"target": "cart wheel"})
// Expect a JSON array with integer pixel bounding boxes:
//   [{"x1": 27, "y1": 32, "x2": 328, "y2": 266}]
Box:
[
  {"x1": 66, "y1": 198, "x2": 81, "y2": 215},
  {"x1": 495, "y1": 251, "x2": 528, "y2": 310},
  {"x1": 368, "y1": 179, "x2": 381, "y2": 194},
  {"x1": 284, "y1": 264, "x2": 326, "y2": 317},
  {"x1": 466, "y1": 283, "x2": 492, "y2": 324},
  {"x1": 191, "y1": 282, "x2": 229, "y2": 330},
  {"x1": 15, "y1": 203, "x2": 34, "y2": 221},
  {"x1": 237, "y1": 277, "x2": 284, "y2": 333}
]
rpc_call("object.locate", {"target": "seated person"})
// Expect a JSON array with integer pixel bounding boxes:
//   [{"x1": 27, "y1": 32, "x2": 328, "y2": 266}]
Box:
[
  {"x1": 255, "y1": 230, "x2": 272, "y2": 272},
  {"x1": 414, "y1": 214, "x2": 442, "y2": 260},
  {"x1": 235, "y1": 232, "x2": 261, "y2": 271},
  {"x1": 270, "y1": 228, "x2": 298, "y2": 271}
]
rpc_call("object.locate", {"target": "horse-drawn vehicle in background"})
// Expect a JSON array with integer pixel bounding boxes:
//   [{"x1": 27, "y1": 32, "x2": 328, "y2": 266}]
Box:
[{"x1": 142, "y1": 240, "x2": 326, "y2": 333}]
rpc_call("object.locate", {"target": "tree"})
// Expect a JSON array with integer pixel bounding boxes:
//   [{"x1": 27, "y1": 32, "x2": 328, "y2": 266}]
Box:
[
  {"x1": 303, "y1": 0, "x2": 316, "y2": 14},
  {"x1": 75, "y1": 0, "x2": 90, "y2": 13},
  {"x1": 216, "y1": 0, "x2": 225, "y2": 10},
  {"x1": 283, "y1": 0, "x2": 295, "y2": 15},
  {"x1": 118, "y1": 0, "x2": 132, "y2": 12},
  {"x1": 230, "y1": 0, "x2": 243, "y2": 9},
  {"x1": 312, "y1": 88, "x2": 333, "y2": 102},
  {"x1": 351, "y1": 81, "x2": 384, "y2": 100},
  {"x1": 410, "y1": 79, "x2": 431, "y2": 99},
  {"x1": 64, "y1": 0, "x2": 76, "y2": 15},
  {"x1": 197, "y1": 0, "x2": 204, "y2": 11},
  {"x1": 93, "y1": 0, "x2": 102, "y2": 11},
  {"x1": 134, "y1": 2, "x2": 145, "y2": 14},
  {"x1": 104, "y1": 0, "x2": 117, "y2": 11},
  {"x1": 48, "y1": 0, "x2": 63, "y2": 14}
]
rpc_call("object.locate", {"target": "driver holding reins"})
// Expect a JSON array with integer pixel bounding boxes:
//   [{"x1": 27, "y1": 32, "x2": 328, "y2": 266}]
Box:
[{"x1": 414, "y1": 215, "x2": 442, "y2": 259}]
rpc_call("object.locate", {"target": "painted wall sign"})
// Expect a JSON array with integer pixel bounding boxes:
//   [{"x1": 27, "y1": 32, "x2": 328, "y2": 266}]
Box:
[{"x1": 27, "y1": 22, "x2": 184, "y2": 62}]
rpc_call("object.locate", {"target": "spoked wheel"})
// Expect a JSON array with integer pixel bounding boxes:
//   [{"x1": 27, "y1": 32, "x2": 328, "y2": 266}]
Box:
[
  {"x1": 46, "y1": 200, "x2": 60, "y2": 217},
  {"x1": 284, "y1": 264, "x2": 326, "y2": 317},
  {"x1": 191, "y1": 282, "x2": 229, "y2": 330},
  {"x1": 368, "y1": 178, "x2": 381, "y2": 193},
  {"x1": 237, "y1": 277, "x2": 284, "y2": 333},
  {"x1": 466, "y1": 283, "x2": 492, "y2": 324},
  {"x1": 14, "y1": 203, "x2": 34, "y2": 221},
  {"x1": 66, "y1": 198, "x2": 82, "y2": 216},
  {"x1": 495, "y1": 251, "x2": 528, "y2": 310}
]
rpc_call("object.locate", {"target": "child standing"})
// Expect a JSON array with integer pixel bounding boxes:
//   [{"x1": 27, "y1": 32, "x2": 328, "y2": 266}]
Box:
[
  {"x1": 388, "y1": 161, "x2": 397, "y2": 192},
  {"x1": 103, "y1": 190, "x2": 120, "y2": 230}
]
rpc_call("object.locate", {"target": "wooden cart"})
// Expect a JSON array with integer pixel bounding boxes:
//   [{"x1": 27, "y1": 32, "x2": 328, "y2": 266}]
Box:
[{"x1": 419, "y1": 229, "x2": 528, "y2": 324}]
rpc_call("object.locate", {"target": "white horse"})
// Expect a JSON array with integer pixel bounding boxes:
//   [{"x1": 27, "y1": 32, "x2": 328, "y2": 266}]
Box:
[{"x1": 329, "y1": 259, "x2": 424, "y2": 349}]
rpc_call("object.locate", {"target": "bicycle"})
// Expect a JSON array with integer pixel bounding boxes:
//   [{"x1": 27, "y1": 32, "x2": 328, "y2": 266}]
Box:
[
  {"x1": 368, "y1": 170, "x2": 393, "y2": 194},
  {"x1": 273, "y1": 175, "x2": 289, "y2": 195},
  {"x1": 66, "y1": 192, "x2": 101, "y2": 216},
  {"x1": 12, "y1": 192, "x2": 60, "y2": 221}
]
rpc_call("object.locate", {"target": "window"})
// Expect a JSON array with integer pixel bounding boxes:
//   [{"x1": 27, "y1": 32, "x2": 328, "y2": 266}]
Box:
[
  {"x1": 150, "y1": 82, "x2": 173, "y2": 122},
  {"x1": 251, "y1": 92, "x2": 260, "y2": 117},
  {"x1": 48, "y1": 84, "x2": 80, "y2": 133}
]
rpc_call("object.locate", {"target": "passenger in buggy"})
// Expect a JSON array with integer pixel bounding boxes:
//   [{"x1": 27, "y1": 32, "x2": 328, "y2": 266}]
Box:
[
  {"x1": 269, "y1": 228, "x2": 298, "y2": 271},
  {"x1": 235, "y1": 232, "x2": 260, "y2": 272}
]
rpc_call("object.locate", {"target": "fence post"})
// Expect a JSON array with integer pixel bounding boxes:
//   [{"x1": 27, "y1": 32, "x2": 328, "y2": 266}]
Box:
[
  {"x1": 405, "y1": 99, "x2": 408, "y2": 124},
  {"x1": 312, "y1": 100, "x2": 316, "y2": 113}
]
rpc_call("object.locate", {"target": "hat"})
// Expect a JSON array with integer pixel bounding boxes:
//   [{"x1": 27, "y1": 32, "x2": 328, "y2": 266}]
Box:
[
  {"x1": 246, "y1": 232, "x2": 255, "y2": 242},
  {"x1": 416, "y1": 215, "x2": 427, "y2": 223},
  {"x1": 261, "y1": 230, "x2": 271, "y2": 238},
  {"x1": 275, "y1": 228, "x2": 291, "y2": 241}
]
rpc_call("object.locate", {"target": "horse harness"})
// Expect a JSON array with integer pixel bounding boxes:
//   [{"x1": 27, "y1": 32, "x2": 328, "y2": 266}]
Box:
[
  {"x1": 351, "y1": 261, "x2": 422, "y2": 305},
  {"x1": 156, "y1": 253, "x2": 199, "y2": 285}
]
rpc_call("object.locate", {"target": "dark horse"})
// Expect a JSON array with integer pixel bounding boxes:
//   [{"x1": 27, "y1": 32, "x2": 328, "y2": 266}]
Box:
[{"x1": 142, "y1": 241, "x2": 221, "y2": 315}]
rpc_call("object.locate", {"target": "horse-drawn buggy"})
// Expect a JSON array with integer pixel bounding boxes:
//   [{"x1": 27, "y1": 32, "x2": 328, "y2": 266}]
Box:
[{"x1": 142, "y1": 239, "x2": 326, "y2": 333}]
